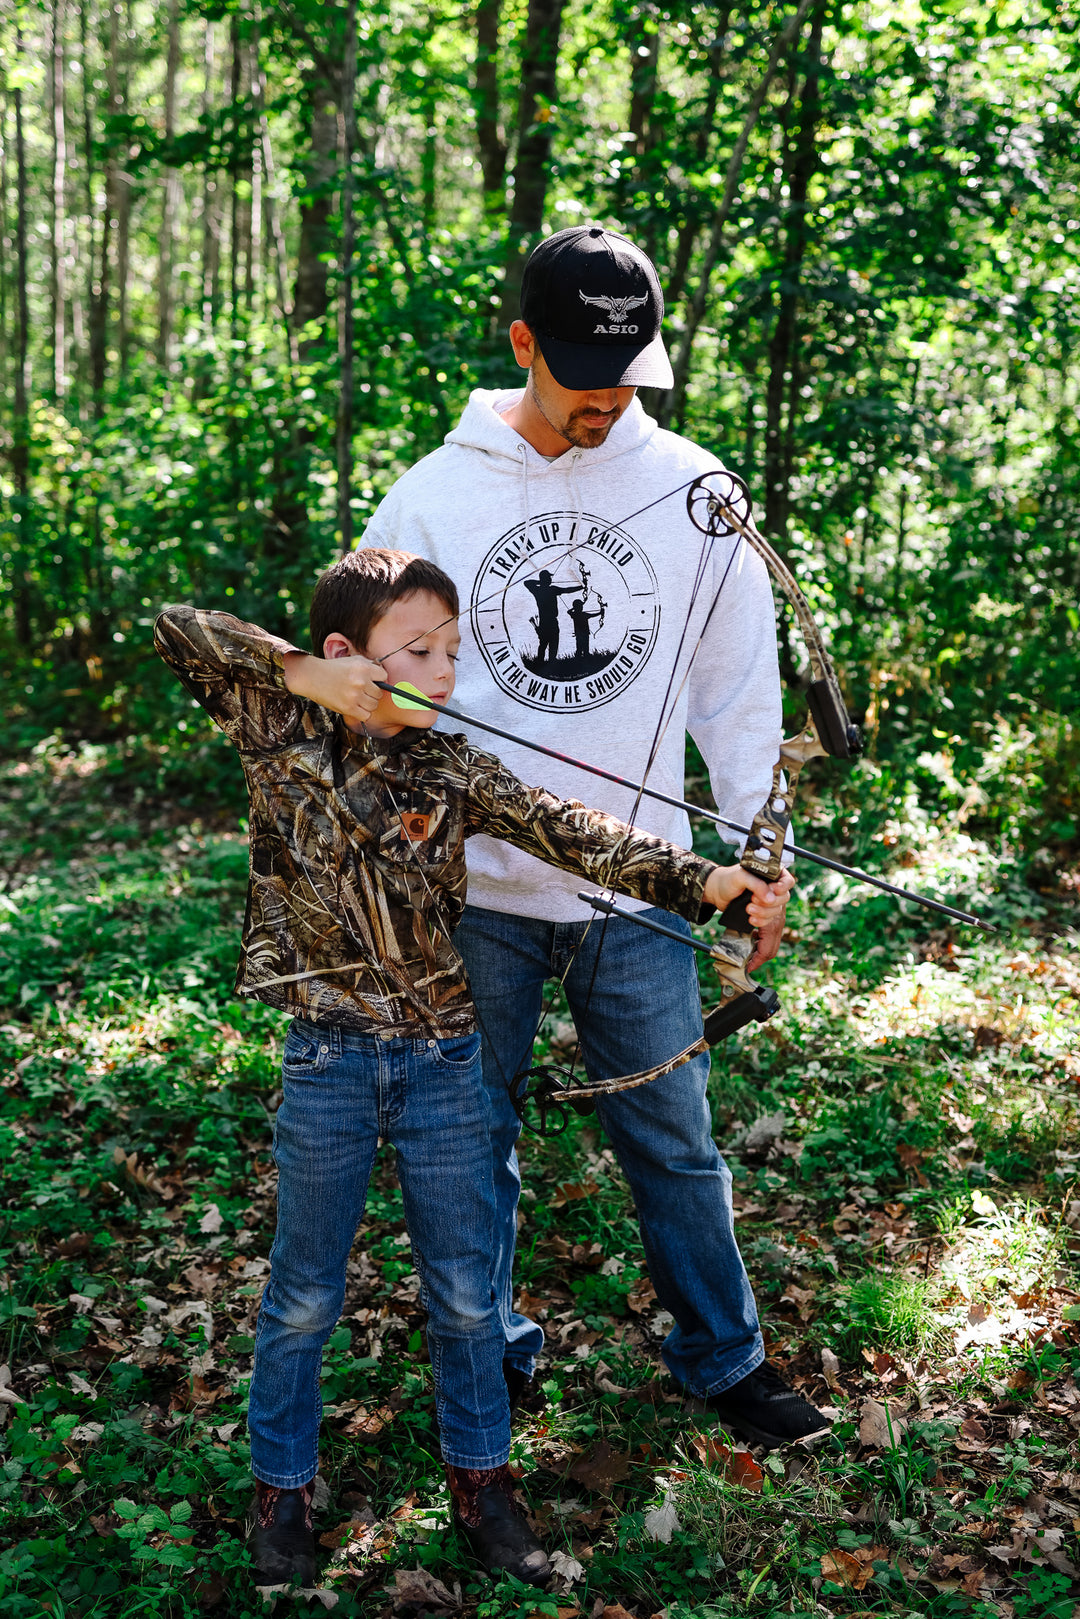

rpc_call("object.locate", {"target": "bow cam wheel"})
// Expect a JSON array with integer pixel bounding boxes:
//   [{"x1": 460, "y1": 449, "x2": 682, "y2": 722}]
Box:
[{"x1": 687, "y1": 471, "x2": 752, "y2": 537}]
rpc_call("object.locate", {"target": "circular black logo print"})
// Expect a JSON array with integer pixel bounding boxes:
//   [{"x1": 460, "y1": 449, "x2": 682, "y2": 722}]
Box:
[{"x1": 471, "y1": 511, "x2": 661, "y2": 712}]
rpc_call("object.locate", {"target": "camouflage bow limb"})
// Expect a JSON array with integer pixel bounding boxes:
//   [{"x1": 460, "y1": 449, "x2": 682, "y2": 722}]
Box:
[{"x1": 682, "y1": 471, "x2": 861, "y2": 1044}]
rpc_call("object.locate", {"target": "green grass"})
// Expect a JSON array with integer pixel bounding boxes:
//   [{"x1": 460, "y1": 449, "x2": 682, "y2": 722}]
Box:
[{"x1": 0, "y1": 744, "x2": 1078, "y2": 1617}]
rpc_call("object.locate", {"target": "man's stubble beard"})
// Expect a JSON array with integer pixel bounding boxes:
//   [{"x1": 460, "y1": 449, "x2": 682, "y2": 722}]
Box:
[{"x1": 529, "y1": 372, "x2": 622, "y2": 449}]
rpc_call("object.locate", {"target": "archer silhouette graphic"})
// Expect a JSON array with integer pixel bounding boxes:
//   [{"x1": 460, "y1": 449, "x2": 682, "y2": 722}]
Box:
[
  {"x1": 518, "y1": 560, "x2": 617, "y2": 681},
  {"x1": 568, "y1": 597, "x2": 603, "y2": 658},
  {"x1": 523, "y1": 571, "x2": 580, "y2": 665}
]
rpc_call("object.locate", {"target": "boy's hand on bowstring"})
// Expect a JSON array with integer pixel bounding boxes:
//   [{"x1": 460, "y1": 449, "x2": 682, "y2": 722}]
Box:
[
  {"x1": 283, "y1": 651, "x2": 385, "y2": 724},
  {"x1": 703, "y1": 863, "x2": 795, "y2": 970}
]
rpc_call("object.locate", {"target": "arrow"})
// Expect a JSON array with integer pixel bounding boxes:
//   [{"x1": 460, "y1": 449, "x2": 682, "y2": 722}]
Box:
[{"x1": 374, "y1": 681, "x2": 995, "y2": 932}]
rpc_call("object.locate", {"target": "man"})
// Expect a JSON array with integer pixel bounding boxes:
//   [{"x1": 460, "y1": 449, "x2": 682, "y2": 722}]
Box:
[
  {"x1": 360, "y1": 225, "x2": 828, "y2": 1449},
  {"x1": 522, "y1": 570, "x2": 578, "y2": 666}
]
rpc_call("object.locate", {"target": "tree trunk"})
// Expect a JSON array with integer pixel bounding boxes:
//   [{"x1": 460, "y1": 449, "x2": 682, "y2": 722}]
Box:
[
  {"x1": 763, "y1": 4, "x2": 824, "y2": 539},
  {"x1": 660, "y1": 19, "x2": 728, "y2": 311},
  {"x1": 473, "y1": 0, "x2": 506, "y2": 217},
  {"x1": 254, "y1": 54, "x2": 295, "y2": 356},
  {"x1": 496, "y1": 0, "x2": 567, "y2": 335},
  {"x1": 157, "y1": 0, "x2": 181, "y2": 366},
  {"x1": 115, "y1": 2, "x2": 133, "y2": 376},
  {"x1": 228, "y1": 21, "x2": 254, "y2": 318},
  {"x1": 268, "y1": 59, "x2": 340, "y2": 561},
  {"x1": 201, "y1": 22, "x2": 223, "y2": 334},
  {"x1": 657, "y1": 0, "x2": 814, "y2": 431},
  {"x1": 0, "y1": 96, "x2": 8, "y2": 390},
  {"x1": 50, "y1": 0, "x2": 68, "y2": 401},
  {"x1": 292, "y1": 73, "x2": 338, "y2": 355},
  {"x1": 77, "y1": 0, "x2": 95, "y2": 410},
  {"x1": 12, "y1": 59, "x2": 33, "y2": 646},
  {"x1": 244, "y1": 37, "x2": 258, "y2": 307},
  {"x1": 421, "y1": 87, "x2": 437, "y2": 237},
  {"x1": 89, "y1": 1, "x2": 118, "y2": 407},
  {"x1": 627, "y1": 6, "x2": 659, "y2": 161},
  {"x1": 336, "y1": 0, "x2": 358, "y2": 553}
]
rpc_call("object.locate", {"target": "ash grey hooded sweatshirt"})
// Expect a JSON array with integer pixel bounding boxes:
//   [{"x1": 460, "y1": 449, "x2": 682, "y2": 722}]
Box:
[{"x1": 360, "y1": 389, "x2": 784, "y2": 923}]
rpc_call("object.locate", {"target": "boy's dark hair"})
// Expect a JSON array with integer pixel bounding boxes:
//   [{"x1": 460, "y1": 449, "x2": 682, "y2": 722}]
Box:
[{"x1": 309, "y1": 549, "x2": 459, "y2": 655}]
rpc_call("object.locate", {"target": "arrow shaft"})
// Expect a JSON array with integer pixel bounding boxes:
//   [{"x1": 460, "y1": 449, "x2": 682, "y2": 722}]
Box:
[
  {"x1": 375, "y1": 682, "x2": 993, "y2": 932},
  {"x1": 579, "y1": 892, "x2": 719, "y2": 955}
]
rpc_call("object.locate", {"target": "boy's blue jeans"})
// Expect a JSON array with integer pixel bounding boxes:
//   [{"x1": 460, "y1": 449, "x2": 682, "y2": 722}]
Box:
[
  {"x1": 247, "y1": 1019, "x2": 508, "y2": 1486},
  {"x1": 454, "y1": 903, "x2": 764, "y2": 1397}
]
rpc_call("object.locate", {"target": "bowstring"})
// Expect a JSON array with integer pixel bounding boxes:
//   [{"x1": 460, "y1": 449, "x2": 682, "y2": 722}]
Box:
[{"x1": 551, "y1": 508, "x2": 733, "y2": 1090}]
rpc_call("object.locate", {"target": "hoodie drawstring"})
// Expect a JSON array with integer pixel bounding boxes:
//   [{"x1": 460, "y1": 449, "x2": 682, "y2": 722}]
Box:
[
  {"x1": 568, "y1": 448, "x2": 584, "y2": 558},
  {"x1": 518, "y1": 441, "x2": 532, "y2": 555}
]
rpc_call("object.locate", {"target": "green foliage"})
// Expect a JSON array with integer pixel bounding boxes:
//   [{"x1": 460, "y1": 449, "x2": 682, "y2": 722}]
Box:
[
  {"x1": 0, "y1": 0, "x2": 1075, "y2": 879},
  {"x1": 0, "y1": 753, "x2": 1074, "y2": 1614}
]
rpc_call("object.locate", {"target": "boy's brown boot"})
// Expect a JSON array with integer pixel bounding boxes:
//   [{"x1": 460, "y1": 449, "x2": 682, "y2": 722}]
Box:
[
  {"x1": 447, "y1": 1464, "x2": 552, "y2": 1586},
  {"x1": 247, "y1": 1478, "x2": 317, "y2": 1588}
]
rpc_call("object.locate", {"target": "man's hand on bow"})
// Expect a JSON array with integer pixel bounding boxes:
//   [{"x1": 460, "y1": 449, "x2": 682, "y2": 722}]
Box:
[{"x1": 703, "y1": 864, "x2": 795, "y2": 972}]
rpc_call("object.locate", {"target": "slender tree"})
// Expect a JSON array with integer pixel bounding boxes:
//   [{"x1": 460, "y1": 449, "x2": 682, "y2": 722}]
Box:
[
  {"x1": 473, "y1": 0, "x2": 506, "y2": 217},
  {"x1": 497, "y1": 0, "x2": 567, "y2": 333},
  {"x1": 12, "y1": 45, "x2": 32, "y2": 646},
  {"x1": 763, "y1": 2, "x2": 825, "y2": 539},
  {"x1": 50, "y1": 0, "x2": 68, "y2": 401},
  {"x1": 336, "y1": 0, "x2": 358, "y2": 553},
  {"x1": 658, "y1": 0, "x2": 815, "y2": 429},
  {"x1": 157, "y1": 0, "x2": 182, "y2": 366}
]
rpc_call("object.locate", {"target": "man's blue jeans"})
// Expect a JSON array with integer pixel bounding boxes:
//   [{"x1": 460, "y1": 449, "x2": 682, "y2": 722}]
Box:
[
  {"x1": 247, "y1": 1019, "x2": 508, "y2": 1485},
  {"x1": 454, "y1": 903, "x2": 764, "y2": 1397}
]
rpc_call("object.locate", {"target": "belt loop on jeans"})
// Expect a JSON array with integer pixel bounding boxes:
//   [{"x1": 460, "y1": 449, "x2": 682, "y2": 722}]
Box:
[{"x1": 329, "y1": 1024, "x2": 342, "y2": 1059}]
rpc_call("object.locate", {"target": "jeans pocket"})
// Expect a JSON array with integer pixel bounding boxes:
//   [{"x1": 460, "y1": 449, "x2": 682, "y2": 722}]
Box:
[
  {"x1": 428, "y1": 1031, "x2": 482, "y2": 1071},
  {"x1": 282, "y1": 1021, "x2": 330, "y2": 1074}
]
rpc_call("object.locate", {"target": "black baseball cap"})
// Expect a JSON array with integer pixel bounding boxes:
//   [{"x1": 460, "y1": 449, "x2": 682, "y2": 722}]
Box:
[{"x1": 519, "y1": 225, "x2": 674, "y2": 390}]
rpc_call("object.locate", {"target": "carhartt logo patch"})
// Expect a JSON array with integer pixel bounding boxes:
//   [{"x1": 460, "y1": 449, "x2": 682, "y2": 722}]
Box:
[{"x1": 399, "y1": 811, "x2": 435, "y2": 843}]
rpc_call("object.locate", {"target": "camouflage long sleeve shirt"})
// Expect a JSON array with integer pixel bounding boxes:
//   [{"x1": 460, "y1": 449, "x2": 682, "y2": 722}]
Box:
[{"x1": 154, "y1": 606, "x2": 718, "y2": 1038}]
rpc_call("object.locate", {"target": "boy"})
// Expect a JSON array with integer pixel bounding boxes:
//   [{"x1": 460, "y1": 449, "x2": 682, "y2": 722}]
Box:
[{"x1": 154, "y1": 550, "x2": 789, "y2": 1593}]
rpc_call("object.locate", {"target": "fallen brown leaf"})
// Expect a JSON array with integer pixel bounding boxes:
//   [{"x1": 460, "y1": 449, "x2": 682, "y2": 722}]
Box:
[
  {"x1": 688, "y1": 1433, "x2": 763, "y2": 1492},
  {"x1": 626, "y1": 1276, "x2": 657, "y2": 1314},
  {"x1": 319, "y1": 1520, "x2": 356, "y2": 1549},
  {"x1": 515, "y1": 1288, "x2": 549, "y2": 1320},
  {"x1": 821, "y1": 1548, "x2": 874, "y2": 1590},
  {"x1": 56, "y1": 1232, "x2": 91, "y2": 1258},
  {"x1": 342, "y1": 1405, "x2": 394, "y2": 1438},
  {"x1": 390, "y1": 1565, "x2": 458, "y2": 1610},
  {"x1": 550, "y1": 1179, "x2": 599, "y2": 1209},
  {"x1": 859, "y1": 1397, "x2": 906, "y2": 1449},
  {"x1": 567, "y1": 1438, "x2": 633, "y2": 1494}
]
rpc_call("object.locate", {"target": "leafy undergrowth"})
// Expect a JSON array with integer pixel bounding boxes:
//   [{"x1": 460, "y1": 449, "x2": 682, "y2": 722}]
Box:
[{"x1": 0, "y1": 747, "x2": 1078, "y2": 1619}]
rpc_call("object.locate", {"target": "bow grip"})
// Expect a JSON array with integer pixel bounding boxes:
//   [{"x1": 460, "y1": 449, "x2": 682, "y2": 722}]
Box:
[
  {"x1": 703, "y1": 982, "x2": 781, "y2": 1044},
  {"x1": 718, "y1": 890, "x2": 753, "y2": 930}
]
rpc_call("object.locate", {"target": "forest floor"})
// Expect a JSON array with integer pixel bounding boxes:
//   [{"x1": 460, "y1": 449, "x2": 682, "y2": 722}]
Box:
[{"x1": 0, "y1": 743, "x2": 1078, "y2": 1619}]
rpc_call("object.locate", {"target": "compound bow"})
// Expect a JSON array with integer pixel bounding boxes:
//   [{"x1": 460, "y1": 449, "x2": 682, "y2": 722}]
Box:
[{"x1": 373, "y1": 468, "x2": 989, "y2": 1136}]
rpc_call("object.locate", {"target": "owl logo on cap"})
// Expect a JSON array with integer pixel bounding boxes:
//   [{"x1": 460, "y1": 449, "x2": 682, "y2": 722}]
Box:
[{"x1": 578, "y1": 289, "x2": 649, "y2": 330}]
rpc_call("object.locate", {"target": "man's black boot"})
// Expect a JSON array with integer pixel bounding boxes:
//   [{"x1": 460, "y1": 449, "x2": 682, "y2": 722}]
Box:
[
  {"x1": 448, "y1": 1464, "x2": 552, "y2": 1586},
  {"x1": 247, "y1": 1478, "x2": 317, "y2": 1588},
  {"x1": 703, "y1": 1363, "x2": 832, "y2": 1450}
]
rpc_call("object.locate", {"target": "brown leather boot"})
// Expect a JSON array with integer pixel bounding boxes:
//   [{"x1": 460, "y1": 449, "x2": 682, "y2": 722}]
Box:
[
  {"x1": 246, "y1": 1478, "x2": 317, "y2": 1588},
  {"x1": 447, "y1": 1463, "x2": 552, "y2": 1586}
]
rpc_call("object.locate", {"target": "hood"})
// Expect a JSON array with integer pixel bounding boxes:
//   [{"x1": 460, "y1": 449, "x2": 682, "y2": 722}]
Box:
[{"x1": 443, "y1": 387, "x2": 658, "y2": 471}]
